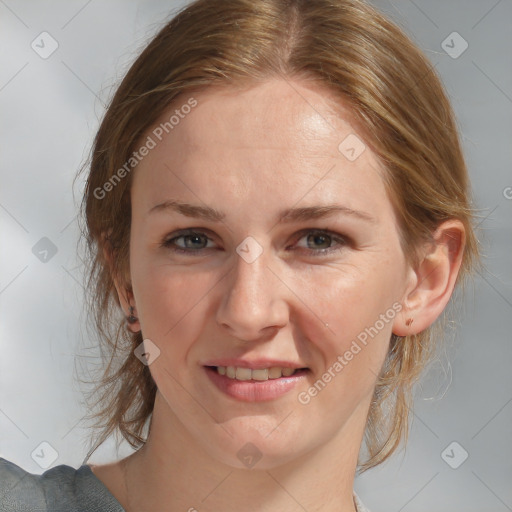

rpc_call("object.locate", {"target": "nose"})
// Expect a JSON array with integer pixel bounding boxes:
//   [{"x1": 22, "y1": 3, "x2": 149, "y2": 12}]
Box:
[{"x1": 215, "y1": 251, "x2": 289, "y2": 342}]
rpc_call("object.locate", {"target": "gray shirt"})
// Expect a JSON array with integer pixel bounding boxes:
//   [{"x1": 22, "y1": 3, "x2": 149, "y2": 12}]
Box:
[
  {"x1": 0, "y1": 457, "x2": 370, "y2": 511},
  {"x1": 0, "y1": 458, "x2": 123, "y2": 512}
]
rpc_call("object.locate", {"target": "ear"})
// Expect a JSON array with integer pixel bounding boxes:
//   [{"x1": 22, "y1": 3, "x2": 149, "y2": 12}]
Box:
[
  {"x1": 393, "y1": 219, "x2": 465, "y2": 336},
  {"x1": 102, "y1": 234, "x2": 141, "y2": 333}
]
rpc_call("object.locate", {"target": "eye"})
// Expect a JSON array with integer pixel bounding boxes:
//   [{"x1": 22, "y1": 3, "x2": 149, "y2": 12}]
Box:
[
  {"x1": 293, "y1": 229, "x2": 348, "y2": 255},
  {"x1": 162, "y1": 230, "x2": 216, "y2": 253},
  {"x1": 161, "y1": 228, "x2": 349, "y2": 257}
]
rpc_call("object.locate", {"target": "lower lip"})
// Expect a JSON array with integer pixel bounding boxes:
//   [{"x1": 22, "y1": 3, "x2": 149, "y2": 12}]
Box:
[{"x1": 204, "y1": 366, "x2": 309, "y2": 402}]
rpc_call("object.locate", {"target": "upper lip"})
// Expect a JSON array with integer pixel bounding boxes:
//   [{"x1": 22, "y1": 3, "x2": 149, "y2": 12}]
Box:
[{"x1": 202, "y1": 358, "x2": 308, "y2": 370}]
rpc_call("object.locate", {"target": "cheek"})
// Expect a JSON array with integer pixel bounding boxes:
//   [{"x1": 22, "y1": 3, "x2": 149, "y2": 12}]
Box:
[
  {"x1": 291, "y1": 258, "x2": 403, "y2": 400},
  {"x1": 131, "y1": 255, "x2": 219, "y2": 358},
  {"x1": 294, "y1": 257, "x2": 402, "y2": 347}
]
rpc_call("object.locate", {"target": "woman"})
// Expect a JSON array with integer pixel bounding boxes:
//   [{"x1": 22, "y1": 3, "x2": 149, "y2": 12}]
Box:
[{"x1": 0, "y1": 0, "x2": 478, "y2": 510}]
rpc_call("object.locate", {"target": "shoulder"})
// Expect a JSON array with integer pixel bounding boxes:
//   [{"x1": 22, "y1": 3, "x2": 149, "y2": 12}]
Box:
[
  {"x1": 0, "y1": 458, "x2": 47, "y2": 511},
  {"x1": 0, "y1": 457, "x2": 125, "y2": 512}
]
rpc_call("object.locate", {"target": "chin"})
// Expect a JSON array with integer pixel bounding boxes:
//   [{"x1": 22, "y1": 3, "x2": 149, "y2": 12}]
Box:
[
  {"x1": 202, "y1": 417, "x2": 310, "y2": 470},
  {"x1": 214, "y1": 443, "x2": 307, "y2": 471}
]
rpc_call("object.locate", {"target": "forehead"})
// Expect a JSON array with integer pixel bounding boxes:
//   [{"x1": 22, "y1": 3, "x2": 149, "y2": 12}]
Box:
[
  {"x1": 131, "y1": 79, "x2": 390, "y2": 219},
  {"x1": 169, "y1": 79, "x2": 357, "y2": 155}
]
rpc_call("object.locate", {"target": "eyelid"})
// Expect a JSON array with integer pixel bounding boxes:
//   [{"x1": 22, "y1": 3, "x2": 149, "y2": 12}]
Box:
[{"x1": 291, "y1": 228, "x2": 347, "y2": 243}]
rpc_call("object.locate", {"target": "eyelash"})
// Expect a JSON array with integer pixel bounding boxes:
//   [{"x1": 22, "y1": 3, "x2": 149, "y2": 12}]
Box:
[{"x1": 161, "y1": 229, "x2": 349, "y2": 257}]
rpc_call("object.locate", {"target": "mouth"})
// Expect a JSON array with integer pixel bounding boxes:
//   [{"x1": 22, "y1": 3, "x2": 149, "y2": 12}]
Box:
[{"x1": 204, "y1": 365, "x2": 310, "y2": 402}]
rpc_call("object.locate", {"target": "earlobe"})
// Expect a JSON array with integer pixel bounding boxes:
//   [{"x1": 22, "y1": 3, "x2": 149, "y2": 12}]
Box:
[
  {"x1": 119, "y1": 293, "x2": 141, "y2": 333},
  {"x1": 116, "y1": 282, "x2": 142, "y2": 334},
  {"x1": 392, "y1": 220, "x2": 465, "y2": 336},
  {"x1": 125, "y1": 304, "x2": 141, "y2": 332},
  {"x1": 102, "y1": 233, "x2": 141, "y2": 333}
]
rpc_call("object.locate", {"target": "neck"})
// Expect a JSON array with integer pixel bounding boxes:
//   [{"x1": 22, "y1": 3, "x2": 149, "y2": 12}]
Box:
[{"x1": 120, "y1": 392, "x2": 365, "y2": 512}]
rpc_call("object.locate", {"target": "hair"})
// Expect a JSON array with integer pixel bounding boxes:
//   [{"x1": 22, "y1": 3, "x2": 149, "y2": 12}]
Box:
[{"x1": 79, "y1": 0, "x2": 479, "y2": 471}]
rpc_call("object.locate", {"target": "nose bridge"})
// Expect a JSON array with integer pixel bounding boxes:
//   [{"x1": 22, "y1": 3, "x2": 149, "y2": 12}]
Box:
[{"x1": 216, "y1": 250, "x2": 287, "y2": 339}]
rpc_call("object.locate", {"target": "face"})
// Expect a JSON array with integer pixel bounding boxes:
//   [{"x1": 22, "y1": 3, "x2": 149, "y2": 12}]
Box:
[{"x1": 126, "y1": 79, "x2": 414, "y2": 469}]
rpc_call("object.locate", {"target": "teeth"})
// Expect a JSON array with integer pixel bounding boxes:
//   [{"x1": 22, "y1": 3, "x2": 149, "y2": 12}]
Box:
[
  {"x1": 215, "y1": 365, "x2": 299, "y2": 381},
  {"x1": 235, "y1": 367, "x2": 252, "y2": 381},
  {"x1": 251, "y1": 369, "x2": 269, "y2": 381},
  {"x1": 269, "y1": 366, "x2": 283, "y2": 379}
]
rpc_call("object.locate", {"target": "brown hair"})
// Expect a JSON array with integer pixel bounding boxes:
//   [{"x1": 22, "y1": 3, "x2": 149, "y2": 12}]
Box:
[{"x1": 79, "y1": 0, "x2": 478, "y2": 471}]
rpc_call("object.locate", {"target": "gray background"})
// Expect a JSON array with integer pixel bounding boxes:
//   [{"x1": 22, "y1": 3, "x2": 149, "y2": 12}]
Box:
[{"x1": 0, "y1": 1, "x2": 511, "y2": 511}]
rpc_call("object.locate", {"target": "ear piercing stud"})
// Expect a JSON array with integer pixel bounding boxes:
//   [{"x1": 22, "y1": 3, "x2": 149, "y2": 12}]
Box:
[{"x1": 127, "y1": 306, "x2": 138, "y2": 324}]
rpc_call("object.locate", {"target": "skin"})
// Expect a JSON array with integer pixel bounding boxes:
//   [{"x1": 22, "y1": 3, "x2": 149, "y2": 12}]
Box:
[{"x1": 90, "y1": 78, "x2": 465, "y2": 512}]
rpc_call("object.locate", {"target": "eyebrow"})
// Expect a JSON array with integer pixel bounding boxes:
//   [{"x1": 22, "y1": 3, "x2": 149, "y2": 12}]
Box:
[
  {"x1": 148, "y1": 200, "x2": 376, "y2": 224},
  {"x1": 148, "y1": 200, "x2": 225, "y2": 221}
]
